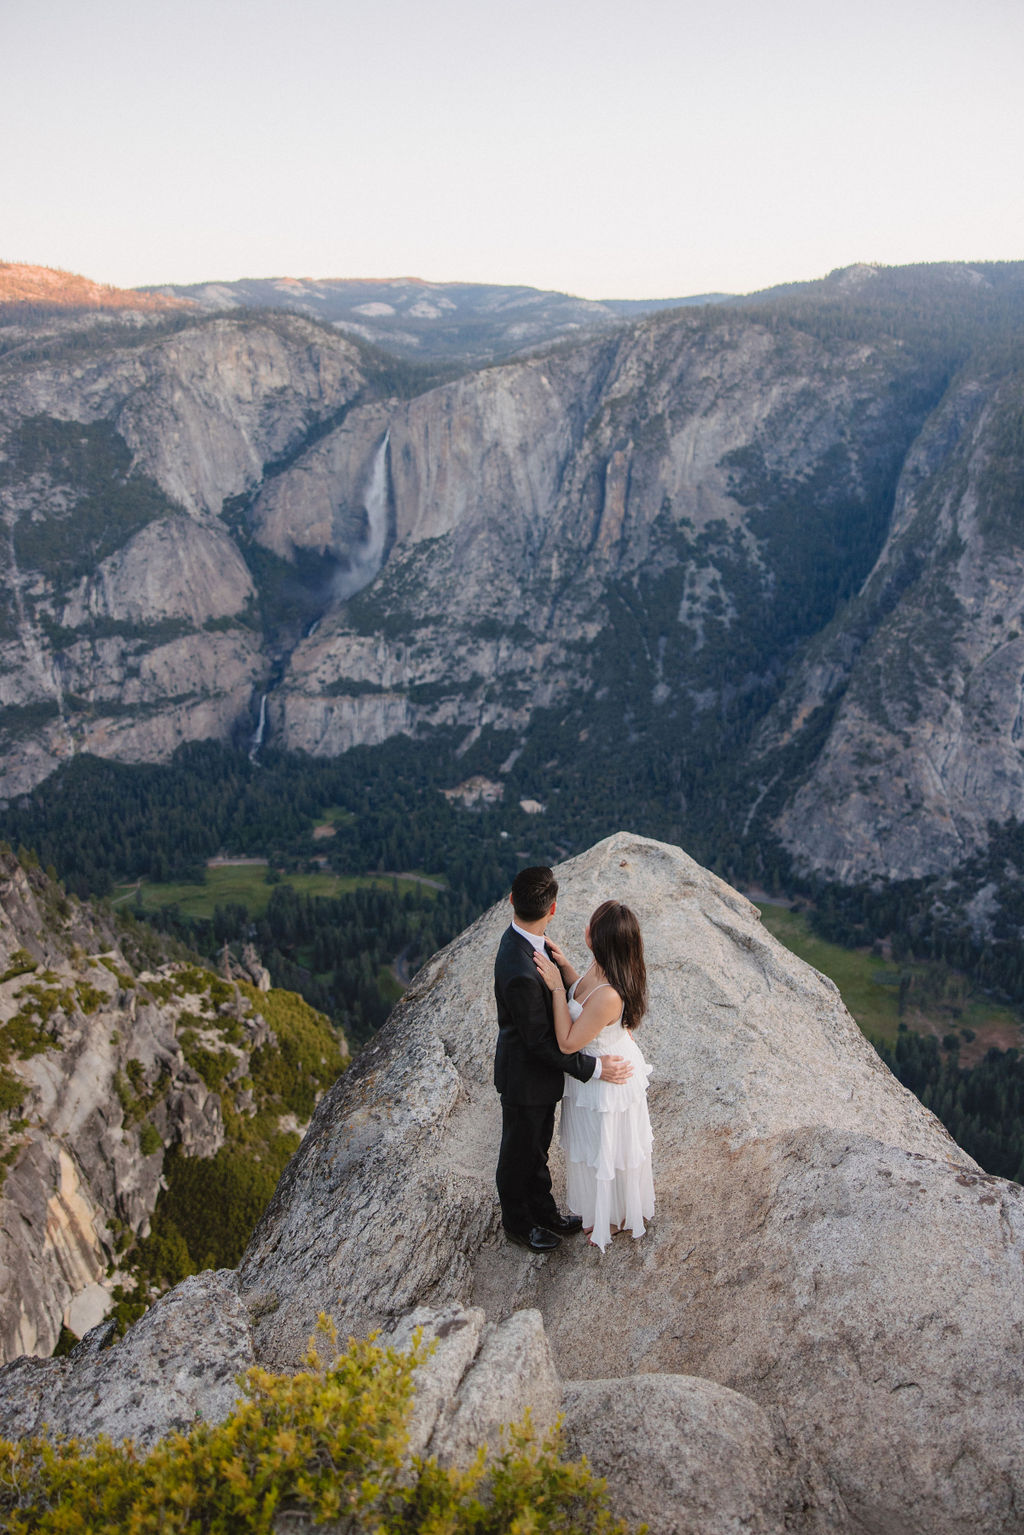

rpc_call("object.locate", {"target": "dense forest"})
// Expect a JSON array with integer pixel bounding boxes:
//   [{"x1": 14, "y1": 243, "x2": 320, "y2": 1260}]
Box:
[
  {"x1": 876, "y1": 1031, "x2": 1024, "y2": 1182},
  {"x1": 0, "y1": 738, "x2": 531, "y2": 1044},
  {"x1": 3, "y1": 733, "x2": 1023, "y2": 1180}
]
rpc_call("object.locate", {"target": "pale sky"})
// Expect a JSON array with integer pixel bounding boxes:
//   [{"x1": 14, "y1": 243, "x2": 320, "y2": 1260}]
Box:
[{"x1": 4, "y1": 0, "x2": 1023, "y2": 300}]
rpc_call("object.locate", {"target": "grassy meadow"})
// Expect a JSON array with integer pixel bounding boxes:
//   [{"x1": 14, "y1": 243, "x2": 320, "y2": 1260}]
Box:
[
  {"x1": 757, "y1": 902, "x2": 1024, "y2": 1063},
  {"x1": 117, "y1": 863, "x2": 442, "y2": 921}
]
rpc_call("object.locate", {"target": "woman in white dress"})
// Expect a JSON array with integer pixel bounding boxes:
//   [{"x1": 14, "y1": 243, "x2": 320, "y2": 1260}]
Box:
[{"x1": 533, "y1": 901, "x2": 654, "y2": 1251}]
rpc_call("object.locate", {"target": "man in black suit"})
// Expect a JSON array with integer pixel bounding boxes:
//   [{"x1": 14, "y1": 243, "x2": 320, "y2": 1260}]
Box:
[{"x1": 494, "y1": 865, "x2": 633, "y2": 1251}]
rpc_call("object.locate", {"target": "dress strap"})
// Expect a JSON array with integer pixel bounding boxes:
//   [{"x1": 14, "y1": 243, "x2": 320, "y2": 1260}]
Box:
[{"x1": 577, "y1": 982, "x2": 614, "y2": 1000}]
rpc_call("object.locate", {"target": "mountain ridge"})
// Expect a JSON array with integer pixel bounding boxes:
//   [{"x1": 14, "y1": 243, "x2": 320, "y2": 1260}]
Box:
[
  {"x1": 0, "y1": 263, "x2": 192, "y2": 313},
  {"x1": 141, "y1": 272, "x2": 730, "y2": 362}
]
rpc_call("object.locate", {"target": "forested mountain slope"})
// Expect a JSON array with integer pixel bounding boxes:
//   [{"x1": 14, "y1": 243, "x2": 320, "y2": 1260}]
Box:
[{"x1": 2, "y1": 261, "x2": 1024, "y2": 897}]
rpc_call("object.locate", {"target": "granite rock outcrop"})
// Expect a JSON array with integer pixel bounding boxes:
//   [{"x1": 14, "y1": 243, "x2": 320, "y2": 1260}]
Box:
[
  {"x1": 0, "y1": 1271, "x2": 254, "y2": 1449},
  {"x1": 5, "y1": 832, "x2": 1020, "y2": 1531},
  {"x1": 224, "y1": 832, "x2": 1018, "y2": 1533}
]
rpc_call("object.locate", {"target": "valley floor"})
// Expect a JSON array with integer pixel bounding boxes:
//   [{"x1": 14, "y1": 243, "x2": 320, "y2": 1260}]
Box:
[{"x1": 757, "y1": 902, "x2": 1024, "y2": 1066}]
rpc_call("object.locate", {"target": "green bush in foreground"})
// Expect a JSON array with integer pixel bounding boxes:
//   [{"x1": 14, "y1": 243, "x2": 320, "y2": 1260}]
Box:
[{"x1": 0, "y1": 1318, "x2": 635, "y2": 1534}]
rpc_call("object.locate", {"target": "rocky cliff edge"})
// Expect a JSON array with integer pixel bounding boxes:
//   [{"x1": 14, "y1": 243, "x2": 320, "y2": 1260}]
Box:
[{"x1": 2, "y1": 832, "x2": 1022, "y2": 1535}]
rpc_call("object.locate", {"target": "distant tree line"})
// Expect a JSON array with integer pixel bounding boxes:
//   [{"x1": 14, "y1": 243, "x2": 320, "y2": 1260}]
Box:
[
  {"x1": 875, "y1": 1030, "x2": 1024, "y2": 1183},
  {"x1": 808, "y1": 815, "x2": 1024, "y2": 1010},
  {"x1": 0, "y1": 739, "x2": 530, "y2": 1043},
  {"x1": 147, "y1": 880, "x2": 482, "y2": 1046}
]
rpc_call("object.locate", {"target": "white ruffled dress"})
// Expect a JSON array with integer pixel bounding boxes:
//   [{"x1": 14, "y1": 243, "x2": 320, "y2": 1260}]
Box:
[{"x1": 559, "y1": 979, "x2": 654, "y2": 1251}]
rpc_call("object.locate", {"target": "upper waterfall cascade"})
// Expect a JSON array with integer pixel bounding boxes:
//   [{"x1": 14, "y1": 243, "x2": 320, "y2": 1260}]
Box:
[{"x1": 334, "y1": 430, "x2": 390, "y2": 601}]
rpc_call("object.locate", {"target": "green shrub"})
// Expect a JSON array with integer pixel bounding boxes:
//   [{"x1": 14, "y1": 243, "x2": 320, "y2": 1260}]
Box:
[
  {"x1": 74, "y1": 982, "x2": 106, "y2": 1014},
  {"x1": 9, "y1": 984, "x2": 73, "y2": 1028},
  {"x1": 138, "y1": 1121, "x2": 163, "y2": 1157},
  {"x1": 0, "y1": 1008, "x2": 52, "y2": 1065},
  {"x1": 0, "y1": 1321, "x2": 634, "y2": 1534},
  {"x1": 113, "y1": 1071, "x2": 136, "y2": 1123},
  {"x1": 181, "y1": 1041, "x2": 235, "y2": 1093},
  {"x1": 141, "y1": 975, "x2": 183, "y2": 1004},
  {"x1": 98, "y1": 956, "x2": 133, "y2": 988},
  {"x1": 242, "y1": 983, "x2": 347, "y2": 1121},
  {"x1": 177, "y1": 965, "x2": 237, "y2": 1011},
  {"x1": 49, "y1": 1325, "x2": 78, "y2": 1359},
  {"x1": 0, "y1": 1068, "x2": 26, "y2": 1115},
  {"x1": 0, "y1": 949, "x2": 36, "y2": 984}
]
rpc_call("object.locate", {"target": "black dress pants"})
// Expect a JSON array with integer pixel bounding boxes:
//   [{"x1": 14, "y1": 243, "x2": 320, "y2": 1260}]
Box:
[{"x1": 496, "y1": 1097, "x2": 560, "y2": 1233}]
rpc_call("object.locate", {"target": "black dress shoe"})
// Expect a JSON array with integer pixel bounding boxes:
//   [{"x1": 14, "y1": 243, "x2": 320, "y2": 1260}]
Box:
[
  {"x1": 543, "y1": 1211, "x2": 584, "y2": 1235},
  {"x1": 503, "y1": 1224, "x2": 561, "y2": 1252}
]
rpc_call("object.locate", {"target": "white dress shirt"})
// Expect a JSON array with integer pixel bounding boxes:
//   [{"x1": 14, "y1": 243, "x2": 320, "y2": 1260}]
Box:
[{"x1": 512, "y1": 920, "x2": 603, "y2": 1079}]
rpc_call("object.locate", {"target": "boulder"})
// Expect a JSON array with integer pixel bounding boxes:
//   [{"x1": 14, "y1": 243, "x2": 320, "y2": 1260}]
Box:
[
  {"x1": 560, "y1": 1374, "x2": 793, "y2": 1535},
  {"x1": 384, "y1": 1303, "x2": 561, "y2": 1466}
]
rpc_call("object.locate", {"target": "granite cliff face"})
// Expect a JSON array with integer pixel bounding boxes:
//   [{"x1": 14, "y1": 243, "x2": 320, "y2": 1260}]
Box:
[
  {"x1": 0, "y1": 310, "x2": 366, "y2": 796},
  {"x1": 0, "y1": 848, "x2": 345, "y2": 1364},
  {"x1": 263, "y1": 312, "x2": 931, "y2": 761},
  {"x1": 3, "y1": 833, "x2": 1020, "y2": 1534},
  {"x1": 5, "y1": 265, "x2": 1024, "y2": 889},
  {"x1": 768, "y1": 362, "x2": 1024, "y2": 879}
]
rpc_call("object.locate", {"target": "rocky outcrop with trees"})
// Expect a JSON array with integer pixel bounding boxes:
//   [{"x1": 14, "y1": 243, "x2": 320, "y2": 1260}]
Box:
[{"x1": 0, "y1": 846, "x2": 346, "y2": 1363}]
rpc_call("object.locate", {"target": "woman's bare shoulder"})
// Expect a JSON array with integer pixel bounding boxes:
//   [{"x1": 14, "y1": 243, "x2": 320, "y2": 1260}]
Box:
[{"x1": 580, "y1": 983, "x2": 622, "y2": 1019}]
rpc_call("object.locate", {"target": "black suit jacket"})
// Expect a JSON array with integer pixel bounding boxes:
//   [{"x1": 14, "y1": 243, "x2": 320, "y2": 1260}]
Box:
[{"x1": 493, "y1": 925, "x2": 597, "y2": 1105}]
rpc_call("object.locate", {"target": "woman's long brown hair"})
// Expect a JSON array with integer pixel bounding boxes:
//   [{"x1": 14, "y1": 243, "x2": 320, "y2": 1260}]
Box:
[{"x1": 588, "y1": 900, "x2": 647, "y2": 1030}]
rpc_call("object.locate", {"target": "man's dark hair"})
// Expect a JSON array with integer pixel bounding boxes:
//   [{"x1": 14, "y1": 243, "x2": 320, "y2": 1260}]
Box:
[{"x1": 511, "y1": 865, "x2": 558, "y2": 921}]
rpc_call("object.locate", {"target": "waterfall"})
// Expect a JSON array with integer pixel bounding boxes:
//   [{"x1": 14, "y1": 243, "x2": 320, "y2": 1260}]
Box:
[
  {"x1": 249, "y1": 693, "x2": 267, "y2": 761},
  {"x1": 334, "y1": 430, "x2": 390, "y2": 601}
]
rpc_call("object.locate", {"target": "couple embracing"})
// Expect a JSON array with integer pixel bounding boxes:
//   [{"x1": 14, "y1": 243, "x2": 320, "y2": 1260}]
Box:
[{"x1": 493, "y1": 865, "x2": 654, "y2": 1253}]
